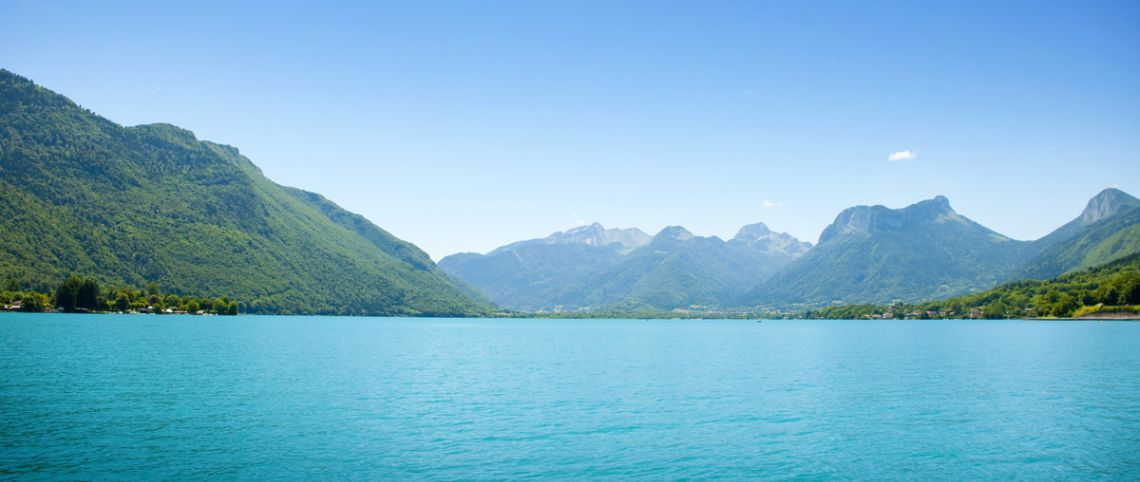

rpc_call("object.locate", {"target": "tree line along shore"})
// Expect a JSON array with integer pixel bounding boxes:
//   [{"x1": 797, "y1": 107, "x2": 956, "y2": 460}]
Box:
[
  {"x1": 1, "y1": 275, "x2": 239, "y2": 315},
  {"x1": 804, "y1": 253, "x2": 1140, "y2": 320},
  {"x1": 2, "y1": 253, "x2": 1137, "y2": 320}
]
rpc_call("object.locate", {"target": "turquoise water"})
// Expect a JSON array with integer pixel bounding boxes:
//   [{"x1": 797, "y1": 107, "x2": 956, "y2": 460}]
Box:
[{"x1": 2, "y1": 314, "x2": 1139, "y2": 480}]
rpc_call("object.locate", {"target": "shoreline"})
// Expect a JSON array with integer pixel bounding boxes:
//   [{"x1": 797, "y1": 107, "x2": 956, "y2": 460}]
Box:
[
  {"x1": 1072, "y1": 312, "x2": 1140, "y2": 321},
  {"x1": 4, "y1": 311, "x2": 1139, "y2": 321}
]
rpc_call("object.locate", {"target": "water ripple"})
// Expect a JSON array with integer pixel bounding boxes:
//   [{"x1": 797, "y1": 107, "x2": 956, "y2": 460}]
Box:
[{"x1": 2, "y1": 314, "x2": 1139, "y2": 480}]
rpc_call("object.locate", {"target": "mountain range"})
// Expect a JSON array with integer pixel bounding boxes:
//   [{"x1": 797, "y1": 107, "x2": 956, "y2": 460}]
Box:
[
  {"x1": 752, "y1": 196, "x2": 1037, "y2": 305},
  {"x1": 443, "y1": 189, "x2": 1140, "y2": 311},
  {"x1": 3, "y1": 68, "x2": 1138, "y2": 316},
  {"x1": 0, "y1": 69, "x2": 488, "y2": 316},
  {"x1": 440, "y1": 222, "x2": 810, "y2": 311}
]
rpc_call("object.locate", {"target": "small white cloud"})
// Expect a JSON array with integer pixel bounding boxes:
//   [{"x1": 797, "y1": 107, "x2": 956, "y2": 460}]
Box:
[
  {"x1": 761, "y1": 200, "x2": 784, "y2": 209},
  {"x1": 571, "y1": 212, "x2": 587, "y2": 226},
  {"x1": 888, "y1": 150, "x2": 918, "y2": 162}
]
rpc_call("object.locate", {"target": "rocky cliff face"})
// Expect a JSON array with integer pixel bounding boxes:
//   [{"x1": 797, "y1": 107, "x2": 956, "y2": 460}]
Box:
[
  {"x1": 1076, "y1": 188, "x2": 1139, "y2": 226},
  {"x1": 1011, "y1": 188, "x2": 1140, "y2": 280},
  {"x1": 750, "y1": 196, "x2": 1032, "y2": 306},
  {"x1": 818, "y1": 196, "x2": 960, "y2": 244},
  {"x1": 732, "y1": 223, "x2": 812, "y2": 257}
]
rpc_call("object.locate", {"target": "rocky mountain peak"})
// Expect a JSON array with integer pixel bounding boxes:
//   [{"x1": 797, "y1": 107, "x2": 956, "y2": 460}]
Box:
[
  {"x1": 904, "y1": 195, "x2": 954, "y2": 216},
  {"x1": 654, "y1": 226, "x2": 695, "y2": 242},
  {"x1": 733, "y1": 223, "x2": 773, "y2": 241},
  {"x1": 1079, "y1": 188, "x2": 1140, "y2": 225},
  {"x1": 819, "y1": 196, "x2": 959, "y2": 244}
]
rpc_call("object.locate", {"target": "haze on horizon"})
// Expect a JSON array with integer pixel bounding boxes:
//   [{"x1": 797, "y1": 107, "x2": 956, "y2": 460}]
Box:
[{"x1": 2, "y1": 1, "x2": 1138, "y2": 260}]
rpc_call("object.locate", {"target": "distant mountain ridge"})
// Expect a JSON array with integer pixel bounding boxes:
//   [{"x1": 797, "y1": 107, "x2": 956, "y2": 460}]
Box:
[
  {"x1": 752, "y1": 190, "x2": 1140, "y2": 308},
  {"x1": 816, "y1": 196, "x2": 958, "y2": 244},
  {"x1": 490, "y1": 222, "x2": 652, "y2": 255},
  {"x1": 1012, "y1": 188, "x2": 1140, "y2": 280},
  {"x1": 732, "y1": 223, "x2": 813, "y2": 258},
  {"x1": 440, "y1": 222, "x2": 811, "y2": 311},
  {"x1": 0, "y1": 69, "x2": 488, "y2": 316},
  {"x1": 446, "y1": 190, "x2": 1140, "y2": 312},
  {"x1": 1033, "y1": 188, "x2": 1139, "y2": 248},
  {"x1": 749, "y1": 196, "x2": 1039, "y2": 306}
]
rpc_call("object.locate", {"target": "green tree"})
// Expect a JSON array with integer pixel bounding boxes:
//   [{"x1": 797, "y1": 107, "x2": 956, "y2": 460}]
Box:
[
  {"x1": 54, "y1": 275, "x2": 82, "y2": 312},
  {"x1": 77, "y1": 278, "x2": 100, "y2": 310},
  {"x1": 114, "y1": 292, "x2": 131, "y2": 312},
  {"x1": 984, "y1": 300, "x2": 1008, "y2": 319},
  {"x1": 18, "y1": 292, "x2": 47, "y2": 312},
  {"x1": 1120, "y1": 278, "x2": 1140, "y2": 305},
  {"x1": 1050, "y1": 294, "x2": 1078, "y2": 317}
]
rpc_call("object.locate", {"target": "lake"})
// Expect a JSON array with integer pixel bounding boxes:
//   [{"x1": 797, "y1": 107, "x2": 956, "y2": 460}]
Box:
[{"x1": 1, "y1": 313, "x2": 1138, "y2": 479}]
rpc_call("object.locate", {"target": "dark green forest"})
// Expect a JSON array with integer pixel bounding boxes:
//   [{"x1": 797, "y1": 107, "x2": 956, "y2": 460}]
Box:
[{"x1": 806, "y1": 253, "x2": 1140, "y2": 320}]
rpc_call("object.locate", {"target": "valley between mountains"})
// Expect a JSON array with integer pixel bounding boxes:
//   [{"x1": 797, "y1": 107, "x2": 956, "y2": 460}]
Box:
[{"x1": 3, "y1": 68, "x2": 1138, "y2": 316}]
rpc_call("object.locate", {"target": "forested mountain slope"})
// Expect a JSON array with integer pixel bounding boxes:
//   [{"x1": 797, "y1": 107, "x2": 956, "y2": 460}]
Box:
[{"x1": 0, "y1": 69, "x2": 487, "y2": 316}]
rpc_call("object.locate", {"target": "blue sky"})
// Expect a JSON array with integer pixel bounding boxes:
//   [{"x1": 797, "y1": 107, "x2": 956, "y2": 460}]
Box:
[{"x1": 3, "y1": 1, "x2": 1138, "y2": 259}]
